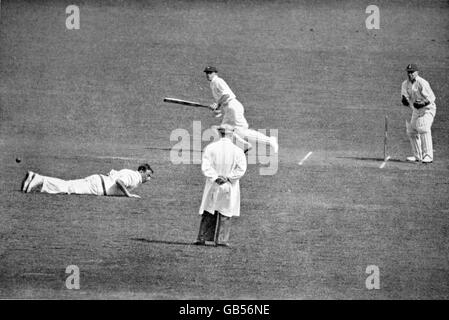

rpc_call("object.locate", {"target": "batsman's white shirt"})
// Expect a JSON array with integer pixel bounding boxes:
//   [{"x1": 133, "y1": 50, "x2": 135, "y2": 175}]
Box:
[
  {"x1": 210, "y1": 75, "x2": 249, "y2": 128},
  {"x1": 40, "y1": 169, "x2": 142, "y2": 196},
  {"x1": 210, "y1": 75, "x2": 236, "y2": 104},
  {"x1": 199, "y1": 137, "x2": 247, "y2": 217}
]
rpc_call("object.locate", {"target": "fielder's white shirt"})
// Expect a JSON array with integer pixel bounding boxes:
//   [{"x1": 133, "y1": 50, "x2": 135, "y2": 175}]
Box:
[
  {"x1": 199, "y1": 137, "x2": 247, "y2": 217},
  {"x1": 103, "y1": 169, "x2": 142, "y2": 195},
  {"x1": 401, "y1": 76, "x2": 436, "y2": 115}
]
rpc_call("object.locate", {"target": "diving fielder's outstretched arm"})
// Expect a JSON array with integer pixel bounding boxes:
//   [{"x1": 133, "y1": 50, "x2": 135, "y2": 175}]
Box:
[{"x1": 116, "y1": 179, "x2": 140, "y2": 198}]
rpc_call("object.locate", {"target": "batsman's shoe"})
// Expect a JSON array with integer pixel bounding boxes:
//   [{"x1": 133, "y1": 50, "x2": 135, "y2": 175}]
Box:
[
  {"x1": 215, "y1": 242, "x2": 230, "y2": 248},
  {"x1": 26, "y1": 173, "x2": 42, "y2": 193},
  {"x1": 21, "y1": 171, "x2": 35, "y2": 192},
  {"x1": 193, "y1": 240, "x2": 206, "y2": 246},
  {"x1": 270, "y1": 136, "x2": 279, "y2": 153},
  {"x1": 406, "y1": 156, "x2": 421, "y2": 162},
  {"x1": 422, "y1": 155, "x2": 433, "y2": 164}
]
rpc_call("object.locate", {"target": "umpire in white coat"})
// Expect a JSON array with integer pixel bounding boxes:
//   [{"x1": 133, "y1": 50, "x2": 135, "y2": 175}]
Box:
[{"x1": 194, "y1": 124, "x2": 247, "y2": 247}]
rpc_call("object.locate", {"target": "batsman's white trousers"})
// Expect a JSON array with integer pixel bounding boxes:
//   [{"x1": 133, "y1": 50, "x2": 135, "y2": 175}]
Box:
[
  {"x1": 406, "y1": 108, "x2": 435, "y2": 160},
  {"x1": 220, "y1": 99, "x2": 273, "y2": 149},
  {"x1": 234, "y1": 126, "x2": 273, "y2": 147},
  {"x1": 41, "y1": 174, "x2": 105, "y2": 195}
]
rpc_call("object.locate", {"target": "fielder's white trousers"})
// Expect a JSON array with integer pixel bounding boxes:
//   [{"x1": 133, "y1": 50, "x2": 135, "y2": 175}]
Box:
[
  {"x1": 40, "y1": 174, "x2": 104, "y2": 195},
  {"x1": 406, "y1": 109, "x2": 435, "y2": 160}
]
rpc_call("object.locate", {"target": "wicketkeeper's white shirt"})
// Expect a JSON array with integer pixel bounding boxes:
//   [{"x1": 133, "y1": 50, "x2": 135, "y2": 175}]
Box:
[{"x1": 401, "y1": 76, "x2": 436, "y2": 115}]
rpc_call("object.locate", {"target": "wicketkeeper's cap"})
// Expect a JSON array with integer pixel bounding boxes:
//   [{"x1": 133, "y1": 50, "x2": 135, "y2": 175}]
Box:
[
  {"x1": 406, "y1": 63, "x2": 419, "y2": 72},
  {"x1": 217, "y1": 124, "x2": 234, "y2": 134},
  {"x1": 203, "y1": 66, "x2": 218, "y2": 73}
]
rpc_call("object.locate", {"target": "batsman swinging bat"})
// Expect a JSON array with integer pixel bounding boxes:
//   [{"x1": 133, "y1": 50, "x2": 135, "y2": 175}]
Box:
[{"x1": 163, "y1": 97, "x2": 210, "y2": 109}]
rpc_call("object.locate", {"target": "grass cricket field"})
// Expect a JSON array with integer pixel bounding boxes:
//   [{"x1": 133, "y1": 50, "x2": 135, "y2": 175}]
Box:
[{"x1": 1, "y1": 0, "x2": 449, "y2": 299}]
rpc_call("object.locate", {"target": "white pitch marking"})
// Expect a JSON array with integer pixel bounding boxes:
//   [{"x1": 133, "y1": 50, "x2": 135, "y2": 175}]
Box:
[
  {"x1": 93, "y1": 156, "x2": 149, "y2": 161},
  {"x1": 379, "y1": 156, "x2": 391, "y2": 169},
  {"x1": 298, "y1": 151, "x2": 313, "y2": 165}
]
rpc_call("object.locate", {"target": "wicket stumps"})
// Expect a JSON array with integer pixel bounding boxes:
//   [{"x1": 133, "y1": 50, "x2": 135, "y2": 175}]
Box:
[
  {"x1": 384, "y1": 115, "x2": 388, "y2": 161},
  {"x1": 380, "y1": 115, "x2": 390, "y2": 168},
  {"x1": 382, "y1": 114, "x2": 392, "y2": 165}
]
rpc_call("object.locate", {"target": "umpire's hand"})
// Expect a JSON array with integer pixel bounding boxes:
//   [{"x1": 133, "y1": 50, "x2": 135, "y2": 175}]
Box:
[{"x1": 215, "y1": 177, "x2": 227, "y2": 185}]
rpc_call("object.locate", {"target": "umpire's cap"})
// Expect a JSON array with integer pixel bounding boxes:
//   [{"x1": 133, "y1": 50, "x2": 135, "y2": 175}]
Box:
[
  {"x1": 203, "y1": 66, "x2": 218, "y2": 73},
  {"x1": 406, "y1": 63, "x2": 419, "y2": 72},
  {"x1": 217, "y1": 124, "x2": 234, "y2": 134}
]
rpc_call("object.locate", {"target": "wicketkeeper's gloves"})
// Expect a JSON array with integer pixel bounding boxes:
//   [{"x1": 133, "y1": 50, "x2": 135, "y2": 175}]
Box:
[
  {"x1": 413, "y1": 99, "x2": 429, "y2": 109},
  {"x1": 401, "y1": 95, "x2": 409, "y2": 106}
]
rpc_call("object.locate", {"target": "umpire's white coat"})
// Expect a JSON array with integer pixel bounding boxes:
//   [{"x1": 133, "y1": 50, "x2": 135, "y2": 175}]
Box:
[{"x1": 199, "y1": 137, "x2": 247, "y2": 217}]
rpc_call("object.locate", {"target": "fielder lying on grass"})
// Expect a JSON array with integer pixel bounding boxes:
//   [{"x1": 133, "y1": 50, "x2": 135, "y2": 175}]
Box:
[{"x1": 21, "y1": 164, "x2": 153, "y2": 198}]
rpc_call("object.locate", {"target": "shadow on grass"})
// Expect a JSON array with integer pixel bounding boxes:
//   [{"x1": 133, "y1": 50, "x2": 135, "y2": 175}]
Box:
[
  {"x1": 337, "y1": 156, "x2": 406, "y2": 163},
  {"x1": 130, "y1": 238, "x2": 226, "y2": 248},
  {"x1": 144, "y1": 147, "x2": 173, "y2": 151},
  {"x1": 131, "y1": 238, "x2": 196, "y2": 246},
  {"x1": 145, "y1": 146, "x2": 203, "y2": 153}
]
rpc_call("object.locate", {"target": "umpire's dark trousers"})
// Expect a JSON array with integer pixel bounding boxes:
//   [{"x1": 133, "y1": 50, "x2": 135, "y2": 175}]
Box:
[{"x1": 197, "y1": 210, "x2": 231, "y2": 245}]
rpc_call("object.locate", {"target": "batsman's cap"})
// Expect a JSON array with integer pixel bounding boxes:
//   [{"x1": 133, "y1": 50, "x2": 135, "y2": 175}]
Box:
[
  {"x1": 203, "y1": 66, "x2": 218, "y2": 73},
  {"x1": 217, "y1": 124, "x2": 234, "y2": 133},
  {"x1": 406, "y1": 63, "x2": 419, "y2": 72}
]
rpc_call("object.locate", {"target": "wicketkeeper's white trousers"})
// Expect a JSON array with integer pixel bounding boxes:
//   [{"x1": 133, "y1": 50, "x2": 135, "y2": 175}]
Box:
[{"x1": 406, "y1": 109, "x2": 435, "y2": 160}]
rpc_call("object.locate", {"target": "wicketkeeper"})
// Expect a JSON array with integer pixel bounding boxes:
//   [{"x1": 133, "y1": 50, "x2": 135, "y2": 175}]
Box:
[{"x1": 401, "y1": 63, "x2": 436, "y2": 163}]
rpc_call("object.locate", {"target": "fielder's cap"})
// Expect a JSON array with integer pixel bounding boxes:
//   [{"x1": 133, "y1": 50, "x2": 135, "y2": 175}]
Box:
[
  {"x1": 406, "y1": 63, "x2": 419, "y2": 72},
  {"x1": 217, "y1": 124, "x2": 234, "y2": 133},
  {"x1": 203, "y1": 66, "x2": 218, "y2": 73}
]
